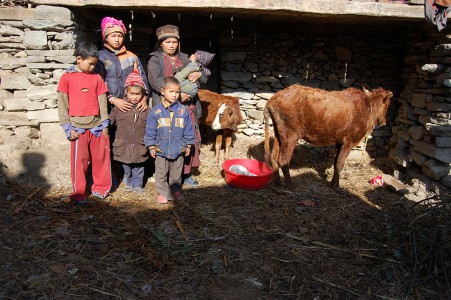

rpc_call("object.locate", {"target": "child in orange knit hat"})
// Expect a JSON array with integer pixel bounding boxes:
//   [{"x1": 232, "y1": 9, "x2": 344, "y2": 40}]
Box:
[{"x1": 109, "y1": 71, "x2": 150, "y2": 193}]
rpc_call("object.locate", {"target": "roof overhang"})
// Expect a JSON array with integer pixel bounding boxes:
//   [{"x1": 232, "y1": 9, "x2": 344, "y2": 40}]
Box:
[{"x1": 31, "y1": 0, "x2": 425, "y2": 25}]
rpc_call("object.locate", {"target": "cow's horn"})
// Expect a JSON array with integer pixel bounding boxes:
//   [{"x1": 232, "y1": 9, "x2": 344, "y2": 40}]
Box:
[{"x1": 362, "y1": 86, "x2": 371, "y2": 96}]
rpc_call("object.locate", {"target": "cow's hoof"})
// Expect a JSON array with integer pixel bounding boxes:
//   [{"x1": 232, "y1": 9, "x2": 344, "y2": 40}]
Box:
[
  {"x1": 272, "y1": 180, "x2": 282, "y2": 187},
  {"x1": 330, "y1": 181, "x2": 339, "y2": 188}
]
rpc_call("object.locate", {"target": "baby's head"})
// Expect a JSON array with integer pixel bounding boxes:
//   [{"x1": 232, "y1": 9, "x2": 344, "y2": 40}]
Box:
[
  {"x1": 75, "y1": 42, "x2": 99, "y2": 74},
  {"x1": 189, "y1": 53, "x2": 197, "y2": 62},
  {"x1": 124, "y1": 71, "x2": 145, "y2": 104},
  {"x1": 194, "y1": 50, "x2": 215, "y2": 66}
]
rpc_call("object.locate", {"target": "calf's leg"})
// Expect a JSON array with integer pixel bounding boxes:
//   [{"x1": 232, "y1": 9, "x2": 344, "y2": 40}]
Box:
[
  {"x1": 332, "y1": 142, "x2": 353, "y2": 188},
  {"x1": 224, "y1": 129, "x2": 232, "y2": 161},
  {"x1": 215, "y1": 131, "x2": 223, "y2": 164}
]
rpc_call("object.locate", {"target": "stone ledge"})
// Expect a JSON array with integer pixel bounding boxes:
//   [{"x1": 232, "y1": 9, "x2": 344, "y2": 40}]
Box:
[
  {"x1": 31, "y1": 0, "x2": 424, "y2": 22},
  {"x1": 27, "y1": 63, "x2": 73, "y2": 70},
  {"x1": 0, "y1": 7, "x2": 34, "y2": 21},
  {"x1": 25, "y1": 50, "x2": 75, "y2": 57}
]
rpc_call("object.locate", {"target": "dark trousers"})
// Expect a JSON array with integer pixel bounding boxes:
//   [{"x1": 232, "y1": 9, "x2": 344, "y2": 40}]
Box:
[
  {"x1": 123, "y1": 163, "x2": 145, "y2": 188},
  {"x1": 155, "y1": 155, "x2": 183, "y2": 200}
]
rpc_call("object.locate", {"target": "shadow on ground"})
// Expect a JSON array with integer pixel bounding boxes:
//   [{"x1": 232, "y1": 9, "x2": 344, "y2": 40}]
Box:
[{"x1": 0, "y1": 146, "x2": 449, "y2": 299}]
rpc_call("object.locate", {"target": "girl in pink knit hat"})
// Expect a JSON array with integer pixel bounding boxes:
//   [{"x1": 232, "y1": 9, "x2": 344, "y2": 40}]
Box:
[
  {"x1": 98, "y1": 16, "x2": 151, "y2": 188},
  {"x1": 98, "y1": 16, "x2": 150, "y2": 113}
]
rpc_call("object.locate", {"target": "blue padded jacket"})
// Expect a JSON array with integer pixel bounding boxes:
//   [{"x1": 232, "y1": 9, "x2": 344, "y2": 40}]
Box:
[{"x1": 144, "y1": 101, "x2": 195, "y2": 159}]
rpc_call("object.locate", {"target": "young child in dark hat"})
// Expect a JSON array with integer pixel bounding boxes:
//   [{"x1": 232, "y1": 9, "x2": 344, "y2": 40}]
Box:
[
  {"x1": 109, "y1": 70, "x2": 150, "y2": 193},
  {"x1": 174, "y1": 50, "x2": 215, "y2": 97}
]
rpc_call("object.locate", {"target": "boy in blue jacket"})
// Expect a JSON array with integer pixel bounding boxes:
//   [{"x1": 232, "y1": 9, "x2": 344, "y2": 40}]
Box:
[{"x1": 145, "y1": 77, "x2": 194, "y2": 204}]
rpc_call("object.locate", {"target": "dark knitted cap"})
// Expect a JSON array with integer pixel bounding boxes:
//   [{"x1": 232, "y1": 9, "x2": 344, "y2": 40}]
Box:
[{"x1": 156, "y1": 24, "x2": 180, "y2": 41}]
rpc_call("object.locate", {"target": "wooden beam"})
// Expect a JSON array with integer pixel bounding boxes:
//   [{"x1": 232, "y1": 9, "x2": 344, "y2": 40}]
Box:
[{"x1": 32, "y1": 0, "x2": 424, "y2": 22}]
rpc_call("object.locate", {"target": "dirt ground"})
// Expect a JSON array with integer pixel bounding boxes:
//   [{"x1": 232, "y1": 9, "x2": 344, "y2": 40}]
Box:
[{"x1": 0, "y1": 137, "x2": 450, "y2": 299}]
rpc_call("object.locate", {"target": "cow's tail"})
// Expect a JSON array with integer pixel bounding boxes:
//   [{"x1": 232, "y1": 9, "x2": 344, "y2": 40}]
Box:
[{"x1": 264, "y1": 106, "x2": 271, "y2": 167}]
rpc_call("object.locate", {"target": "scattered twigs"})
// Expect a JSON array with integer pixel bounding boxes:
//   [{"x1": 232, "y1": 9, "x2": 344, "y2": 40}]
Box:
[
  {"x1": 408, "y1": 195, "x2": 439, "y2": 210},
  {"x1": 172, "y1": 210, "x2": 187, "y2": 240},
  {"x1": 375, "y1": 295, "x2": 400, "y2": 300},
  {"x1": 285, "y1": 233, "x2": 399, "y2": 263},
  {"x1": 13, "y1": 187, "x2": 44, "y2": 214},
  {"x1": 88, "y1": 287, "x2": 121, "y2": 298},
  {"x1": 312, "y1": 276, "x2": 360, "y2": 296}
]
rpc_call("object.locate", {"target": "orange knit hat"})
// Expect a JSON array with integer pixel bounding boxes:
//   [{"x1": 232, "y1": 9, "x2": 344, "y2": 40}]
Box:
[{"x1": 124, "y1": 70, "x2": 145, "y2": 89}]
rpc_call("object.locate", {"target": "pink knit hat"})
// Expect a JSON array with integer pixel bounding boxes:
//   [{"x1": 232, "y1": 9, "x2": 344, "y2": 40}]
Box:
[
  {"x1": 101, "y1": 17, "x2": 126, "y2": 40},
  {"x1": 124, "y1": 70, "x2": 145, "y2": 89}
]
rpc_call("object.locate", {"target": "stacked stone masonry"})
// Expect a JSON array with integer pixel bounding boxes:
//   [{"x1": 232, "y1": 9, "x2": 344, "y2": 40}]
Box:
[
  {"x1": 389, "y1": 26, "x2": 451, "y2": 189},
  {"x1": 0, "y1": 5, "x2": 81, "y2": 180}
]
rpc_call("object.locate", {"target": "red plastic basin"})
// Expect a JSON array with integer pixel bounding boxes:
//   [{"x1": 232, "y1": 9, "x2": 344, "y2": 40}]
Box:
[{"x1": 222, "y1": 158, "x2": 273, "y2": 190}]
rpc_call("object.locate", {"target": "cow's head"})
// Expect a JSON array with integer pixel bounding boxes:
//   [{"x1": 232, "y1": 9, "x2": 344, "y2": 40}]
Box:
[
  {"x1": 363, "y1": 87, "x2": 393, "y2": 126},
  {"x1": 211, "y1": 101, "x2": 243, "y2": 131}
]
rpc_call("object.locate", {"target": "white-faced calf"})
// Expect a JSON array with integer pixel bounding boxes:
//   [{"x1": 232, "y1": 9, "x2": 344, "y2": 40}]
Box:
[{"x1": 198, "y1": 89, "x2": 243, "y2": 163}]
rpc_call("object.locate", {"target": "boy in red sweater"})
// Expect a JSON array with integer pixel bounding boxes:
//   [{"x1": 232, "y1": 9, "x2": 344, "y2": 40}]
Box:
[{"x1": 57, "y1": 42, "x2": 111, "y2": 205}]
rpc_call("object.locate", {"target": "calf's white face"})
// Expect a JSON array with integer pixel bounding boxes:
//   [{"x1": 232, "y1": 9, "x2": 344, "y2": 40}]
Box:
[{"x1": 211, "y1": 103, "x2": 227, "y2": 130}]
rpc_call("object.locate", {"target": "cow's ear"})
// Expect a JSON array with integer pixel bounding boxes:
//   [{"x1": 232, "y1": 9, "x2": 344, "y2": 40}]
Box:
[{"x1": 363, "y1": 86, "x2": 371, "y2": 97}]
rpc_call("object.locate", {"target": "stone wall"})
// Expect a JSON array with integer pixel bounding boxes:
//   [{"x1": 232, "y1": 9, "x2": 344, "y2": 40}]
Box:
[
  {"x1": 217, "y1": 30, "x2": 403, "y2": 157},
  {"x1": 388, "y1": 26, "x2": 451, "y2": 191},
  {"x1": 1, "y1": 4, "x2": 444, "y2": 189},
  {"x1": 0, "y1": 5, "x2": 82, "y2": 184}
]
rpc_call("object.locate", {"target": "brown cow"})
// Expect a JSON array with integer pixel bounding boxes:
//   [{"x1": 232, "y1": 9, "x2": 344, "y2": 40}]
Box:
[
  {"x1": 264, "y1": 84, "x2": 393, "y2": 188},
  {"x1": 198, "y1": 89, "x2": 243, "y2": 163}
]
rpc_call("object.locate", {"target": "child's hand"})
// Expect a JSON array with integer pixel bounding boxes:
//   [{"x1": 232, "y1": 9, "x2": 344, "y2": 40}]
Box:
[
  {"x1": 149, "y1": 147, "x2": 156, "y2": 158},
  {"x1": 184, "y1": 146, "x2": 191, "y2": 157},
  {"x1": 102, "y1": 127, "x2": 109, "y2": 136},
  {"x1": 69, "y1": 129, "x2": 79, "y2": 141},
  {"x1": 137, "y1": 96, "x2": 148, "y2": 111},
  {"x1": 187, "y1": 71, "x2": 201, "y2": 83},
  {"x1": 114, "y1": 98, "x2": 133, "y2": 112},
  {"x1": 180, "y1": 93, "x2": 191, "y2": 103}
]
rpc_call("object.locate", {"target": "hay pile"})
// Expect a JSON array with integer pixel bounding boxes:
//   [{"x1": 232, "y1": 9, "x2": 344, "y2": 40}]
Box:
[{"x1": 1, "y1": 137, "x2": 449, "y2": 299}]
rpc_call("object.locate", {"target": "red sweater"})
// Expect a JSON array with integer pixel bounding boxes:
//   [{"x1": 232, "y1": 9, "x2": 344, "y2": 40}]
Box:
[{"x1": 57, "y1": 72, "x2": 108, "y2": 116}]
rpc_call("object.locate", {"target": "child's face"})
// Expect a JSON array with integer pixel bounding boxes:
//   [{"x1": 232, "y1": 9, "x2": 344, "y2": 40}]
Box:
[
  {"x1": 160, "y1": 38, "x2": 179, "y2": 56},
  {"x1": 105, "y1": 32, "x2": 124, "y2": 50},
  {"x1": 76, "y1": 56, "x2": 98, "y2": 74},
  {"x1": 126, "y1": 86, "x2": 144, "y2": 104},
  {"x1": 160, "y1": 83, "x2": 180, "y2": 104}
]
